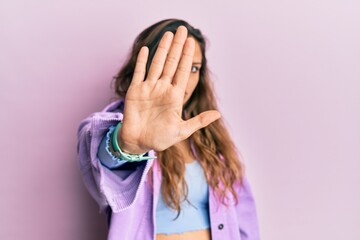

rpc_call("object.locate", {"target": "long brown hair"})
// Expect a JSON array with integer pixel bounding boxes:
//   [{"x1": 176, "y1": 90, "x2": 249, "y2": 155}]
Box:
[{"x1": 113, "y1": 19, "x2": 244, "y2": 213}]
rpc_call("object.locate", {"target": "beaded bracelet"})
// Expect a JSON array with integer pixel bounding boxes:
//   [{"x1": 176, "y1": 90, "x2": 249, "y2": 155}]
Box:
[{"x1": 111, "y1": 122, "x2": 154, "y2": 162}]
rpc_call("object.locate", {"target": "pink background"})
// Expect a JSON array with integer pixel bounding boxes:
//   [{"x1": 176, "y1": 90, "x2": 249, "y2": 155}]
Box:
[{"x1": 1, "y1": 0, "x2": 359, "y2": 239}]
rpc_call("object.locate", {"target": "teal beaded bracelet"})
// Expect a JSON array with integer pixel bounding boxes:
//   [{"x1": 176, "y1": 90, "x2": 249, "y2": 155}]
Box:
[{"x1": 111, "y1": 122, "x2": 154, "y2": 162}]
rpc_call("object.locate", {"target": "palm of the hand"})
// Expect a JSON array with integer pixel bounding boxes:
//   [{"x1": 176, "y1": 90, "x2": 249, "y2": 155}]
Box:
[{"x1": 122, "y1": 81, "x2": 186, "y2": 152}]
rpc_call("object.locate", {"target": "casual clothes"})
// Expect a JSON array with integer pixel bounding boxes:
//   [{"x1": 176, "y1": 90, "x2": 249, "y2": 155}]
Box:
[{"x1": 77, "y1": 99, "x2": 260, "y2": 240}]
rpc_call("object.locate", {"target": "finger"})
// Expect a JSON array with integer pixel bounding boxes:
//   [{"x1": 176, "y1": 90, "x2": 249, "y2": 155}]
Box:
[
  {"x1": 172, "y1": 37, "x2": 195, "y2": 90},
  {"x1": 161, "y1": 26, "x2": 188, "y2": 82},
  {"x1": 178, "y1": 110, "x2": 221, "y2": 141},
  {"x1": 146, "y1": 31, "x2": 174, "y2": 83},
  {"x1": 131, "y1": 46, "x2": 149, "y2": 85}
]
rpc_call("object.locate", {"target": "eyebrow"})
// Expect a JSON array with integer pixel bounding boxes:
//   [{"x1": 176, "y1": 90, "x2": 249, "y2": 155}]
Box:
[{"x1": 192, "y1": 62, "x2": 202, "y2": 65}]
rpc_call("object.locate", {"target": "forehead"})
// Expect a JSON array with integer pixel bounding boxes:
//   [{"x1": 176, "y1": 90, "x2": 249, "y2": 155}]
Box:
[{"x1": 193, "y1": 38, "x2": 203, "y2": 63}]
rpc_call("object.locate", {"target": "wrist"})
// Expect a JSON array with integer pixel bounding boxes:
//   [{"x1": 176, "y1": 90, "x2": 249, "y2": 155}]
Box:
[
  {"x1": 118, "y1": 133, "x2": 148, "y2": 155},
  {"x1": 111, "y1": 122, "x2": 153, "y2": 162},
  {"x1": 116, "y1": 122, "x2": 149, "y2": 154}
]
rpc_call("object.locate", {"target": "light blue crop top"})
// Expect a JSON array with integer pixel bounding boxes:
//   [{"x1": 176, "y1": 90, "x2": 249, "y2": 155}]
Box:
[
  {"x1": 97, "y1": 129, "x2": 210, "y2": 234},
  {"x1": 155, "y1": 160, "x2": 210, "y2": 234}
]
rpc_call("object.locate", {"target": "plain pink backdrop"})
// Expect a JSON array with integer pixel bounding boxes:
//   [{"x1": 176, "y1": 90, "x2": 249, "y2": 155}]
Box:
[{"x1": 1, "y1": 0, "x2": 359, "y2": 239}]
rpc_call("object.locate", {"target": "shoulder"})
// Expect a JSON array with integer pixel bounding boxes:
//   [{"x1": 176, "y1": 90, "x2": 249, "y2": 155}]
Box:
[
  {"x1": 101, "y1": 98, "x2": 125, "y2": 113},
  {"x1": 77, "y1": 98, "x2": 125, "y2": 139}
]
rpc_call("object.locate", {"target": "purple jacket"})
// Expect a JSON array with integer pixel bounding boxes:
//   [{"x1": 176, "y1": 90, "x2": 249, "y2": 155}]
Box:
[{"x1": 77, "y1": 99, "x2": 260, "y2": 240}]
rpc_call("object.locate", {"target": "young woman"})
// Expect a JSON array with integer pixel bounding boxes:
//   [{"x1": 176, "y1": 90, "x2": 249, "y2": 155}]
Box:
[{"x1": 77, "y1": 19, "x2": 260, "y2": 240}]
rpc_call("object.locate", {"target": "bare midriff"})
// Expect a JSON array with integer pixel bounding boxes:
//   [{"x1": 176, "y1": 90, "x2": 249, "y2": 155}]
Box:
[{"x1": 156, "y1": 228, "x2": 211, "y2": 240}]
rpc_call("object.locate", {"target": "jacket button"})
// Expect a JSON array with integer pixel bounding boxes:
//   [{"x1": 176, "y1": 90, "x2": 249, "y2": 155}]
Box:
[{"x1": 218, "y1": 224, "x2": 224, "y2": 230}]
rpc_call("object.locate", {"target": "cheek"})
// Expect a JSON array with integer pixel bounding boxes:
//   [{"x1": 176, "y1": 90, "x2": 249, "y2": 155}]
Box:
[{"x1": 186, "y1": 74, "x2": 200, "y2": 95}]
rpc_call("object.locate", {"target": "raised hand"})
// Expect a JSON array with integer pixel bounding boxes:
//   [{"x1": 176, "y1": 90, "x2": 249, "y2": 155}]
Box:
[{"x1": 119, "y1": 26, "x2": 221, "y2": 154}]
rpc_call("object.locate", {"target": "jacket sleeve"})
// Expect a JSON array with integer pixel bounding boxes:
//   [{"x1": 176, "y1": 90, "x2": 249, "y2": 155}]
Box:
[
  {"x1": 76, "y1": 110, "x2": 154, "y2": 213},
  {"x1": 97, "y1": 126, "x2": 129, "y2": 169},
  {"x1": 236, "y1": 176, "x2": 261, "y2": 240}
]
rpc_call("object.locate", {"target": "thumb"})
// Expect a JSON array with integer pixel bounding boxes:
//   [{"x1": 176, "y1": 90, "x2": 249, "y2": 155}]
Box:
[{"x1": 178, "y1": 110, "x2": 221, "y2": 140}]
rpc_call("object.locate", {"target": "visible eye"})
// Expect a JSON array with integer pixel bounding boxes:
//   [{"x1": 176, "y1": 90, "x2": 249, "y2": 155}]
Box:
[{"x1": 191, "y1": 66, "x2": 200, "y2": 73}]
